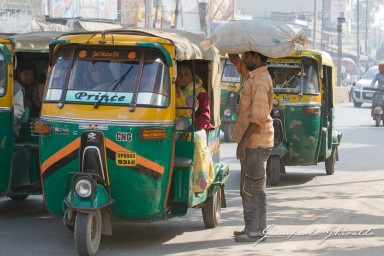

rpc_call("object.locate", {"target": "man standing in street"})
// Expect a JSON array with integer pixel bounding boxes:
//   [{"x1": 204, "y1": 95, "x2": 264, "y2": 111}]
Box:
[{"x1": 229, "y1": 51, "x2": 274, "y2": 242}]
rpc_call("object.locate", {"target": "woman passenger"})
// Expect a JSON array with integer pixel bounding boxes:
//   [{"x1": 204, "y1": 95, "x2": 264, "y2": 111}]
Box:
[{"x1": 175, "y1": 61, "x2": 215, "y2": 193}]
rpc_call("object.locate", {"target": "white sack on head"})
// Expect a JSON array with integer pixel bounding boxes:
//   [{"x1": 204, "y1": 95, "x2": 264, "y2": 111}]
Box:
[{"x1": 201, "y1": 20, "x2": 307, "y2": 58}]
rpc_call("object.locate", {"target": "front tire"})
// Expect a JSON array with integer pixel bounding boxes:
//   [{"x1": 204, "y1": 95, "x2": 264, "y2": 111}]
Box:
[
  {"x1": 325, "y1": 148, "x2": 336, "y2": 175},
  {"x1": 353, "y1": 100, "x2": 363, "y2": 107},
  {"x1": 74, "y1": 211, "x2": 102, "y2": 256},
  {"x1": 267, "y1": 155, "x2": 281, "y2": 186},
  {"x1": 375, "y1": 114, "x2": 381, "y2": 127},
  {"x1": 202, "y1": 187, "x2": 221, "y2": 228}
]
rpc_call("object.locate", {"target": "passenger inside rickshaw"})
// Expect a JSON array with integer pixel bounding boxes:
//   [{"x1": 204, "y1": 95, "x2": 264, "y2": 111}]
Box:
[
  {"x1": 14, "y1": 61, "x2": 42, "y2": 118},
  {"x1": 54, "y1": 48, "x2": 170, "y2": 106},
  {"x1": 0, "y1": 59, "x2": 6, "y2": 98},
  {"x1": 175, "y1": 61, "x2": 215, "y2": 193},
  {"x1": 269, "y1": 60, "x2": 319, "y2": 95}
]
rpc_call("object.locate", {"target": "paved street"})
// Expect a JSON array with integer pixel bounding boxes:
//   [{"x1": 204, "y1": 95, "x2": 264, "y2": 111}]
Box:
[{"x1": 1, "y1": 103, "x2": 384, "y2": 256}]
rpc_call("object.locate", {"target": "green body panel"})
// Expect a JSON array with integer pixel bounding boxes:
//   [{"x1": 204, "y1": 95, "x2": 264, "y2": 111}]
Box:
[
  {"x1": 66, "y1": 185, "x2": 109, "y2": 209},
  {"x1": 281, "y1": 103, "x2": 322, "y2": 165},
  {"x1": 41, "y1": 122, "x2": 174, "y2": 221},
  {"x1": 220, "y1": 89, "x2": 238, "y2": 122},
  {"x1": 0, "y1": 112, "x2": 12, "y2": 192}
]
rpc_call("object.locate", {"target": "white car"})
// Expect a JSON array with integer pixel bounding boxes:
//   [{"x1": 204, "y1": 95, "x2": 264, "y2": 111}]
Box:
[{"x1": 352, "y1": 66, "x2": 378, "y2": 107}]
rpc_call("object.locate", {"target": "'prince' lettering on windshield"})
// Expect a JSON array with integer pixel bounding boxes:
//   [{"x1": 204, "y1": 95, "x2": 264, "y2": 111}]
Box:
[{"x1": 75, "y1": 92, "x2": 125, "y2": 102}]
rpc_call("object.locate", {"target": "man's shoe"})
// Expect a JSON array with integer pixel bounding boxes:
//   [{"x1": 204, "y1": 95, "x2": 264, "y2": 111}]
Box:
[
  {"x1": 233, "y1": 229, "x2": 246, "y2": 236},
  {"x1": 234, "y1": 234, "x2": 266, "y2": 243}
]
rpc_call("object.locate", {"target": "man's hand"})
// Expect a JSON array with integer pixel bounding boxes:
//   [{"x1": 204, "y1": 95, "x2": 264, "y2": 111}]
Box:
[
  {"x1": 228, "y1": 54, "x2": 240, "y2": 65},
  {"x1": 236, "y1": 141, "x2": 247, "y2": 160}
]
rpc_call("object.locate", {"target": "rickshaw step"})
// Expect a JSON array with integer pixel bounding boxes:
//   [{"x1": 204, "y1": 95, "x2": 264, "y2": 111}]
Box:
[{"x1": 174, "y1": 156, "x2": 193, "y2": 168}]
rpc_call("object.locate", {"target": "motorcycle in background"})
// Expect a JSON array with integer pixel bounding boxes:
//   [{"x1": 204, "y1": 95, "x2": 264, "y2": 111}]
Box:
[{"x1": 371, "y1": 84, "x2": 384, "y2": 127}]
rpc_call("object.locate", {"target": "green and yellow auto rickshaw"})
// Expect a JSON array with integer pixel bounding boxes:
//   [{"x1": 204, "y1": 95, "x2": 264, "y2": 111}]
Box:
[
  {"x1": 34, "y1": 28, "x2": 229, "y2": 255},
  {"x1": 0, "y1": 32, "x2": 62, "y2": 200},
  {"x1": 266, "y1": 49, "x2": 342, "y2": 186},
  {"x1": 219, "y1": 57, "x2": 241, "y2": 142}
]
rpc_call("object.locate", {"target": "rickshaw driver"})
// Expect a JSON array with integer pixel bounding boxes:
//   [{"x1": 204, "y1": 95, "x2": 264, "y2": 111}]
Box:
[
  {"x1": 273, "y1": 68, "x2": 286, "y2": 89},
  {"x1": 175, "y1": 62, "x2": 215, "y2": 193}
]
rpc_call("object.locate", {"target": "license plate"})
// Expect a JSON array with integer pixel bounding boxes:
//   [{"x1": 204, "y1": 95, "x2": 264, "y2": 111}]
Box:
[{"x1": 366, "y1": 92, "x2": 373, "y2": 97}]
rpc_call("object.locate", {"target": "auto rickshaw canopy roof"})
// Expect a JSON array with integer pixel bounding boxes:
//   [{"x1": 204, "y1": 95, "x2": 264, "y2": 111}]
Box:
[{"x1": 10, "y1": 31, "x2": 64, "y2": 52}]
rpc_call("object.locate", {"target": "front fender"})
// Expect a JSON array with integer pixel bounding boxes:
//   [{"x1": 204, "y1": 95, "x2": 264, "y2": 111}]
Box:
[
  {"x1": 65, "y1": 184, "x2": 111, "y2": 211},
  {"x1": 373, "y1": 107, "x2": 383, "y2": 115},
  {"x1": 332, "y1": 131, "x2": 342, "y2": 145},
  {"x1": 270, "y1": 143, "x2": 289, "y2": 158}
]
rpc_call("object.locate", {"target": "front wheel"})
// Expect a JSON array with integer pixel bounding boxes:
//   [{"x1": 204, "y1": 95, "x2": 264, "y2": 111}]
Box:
[
  {"x1": 375, "y1": 114, "x2": 381, "y2": 127},
  {"x1": 223, "y1": 123, "x2": 234, "y2": 142},
  {"x1": 74, "y1": 211, "x2": 102, "y2": 256},
  {"x1": 202, "y1": 186, "x2": 221, "y2": 228},
  {"x1": 325, "y1": 148, "x2": 336, "y2": 175},
  {"x1": 267, "y1": 155, "x2": 281, "y2": 186}
]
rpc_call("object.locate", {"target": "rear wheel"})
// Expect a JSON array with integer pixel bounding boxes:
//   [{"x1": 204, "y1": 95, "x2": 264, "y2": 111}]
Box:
[
  {"x1": 202, "y1": 187, "x2": 221, "y2": 228},
  {"x1": 267, "y1": 156, "x2": 281, "y2": 186},
  {"x1": 325, "y1": 149, "x2": 336, "y2": 175},
  {"x1": 375, "y1": 114, "x2": 381, "y2": 127},
  {"x1": 353, "y1": 100, "x2": 363, "y2": 107},
  {"x1": 74, "y1": 211, "x2": 102, "y2": 256}
]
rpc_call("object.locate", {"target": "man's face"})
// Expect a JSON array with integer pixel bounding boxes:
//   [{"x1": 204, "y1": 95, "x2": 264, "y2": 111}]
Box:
[{"x1": 243, "y1": 52, "x2": 258, "y2": 71}]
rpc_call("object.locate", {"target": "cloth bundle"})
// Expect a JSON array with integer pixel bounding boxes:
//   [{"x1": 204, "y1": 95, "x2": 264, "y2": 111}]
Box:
[{"x1": 201, "y1": 20, "x2": 308, "y2": 58}]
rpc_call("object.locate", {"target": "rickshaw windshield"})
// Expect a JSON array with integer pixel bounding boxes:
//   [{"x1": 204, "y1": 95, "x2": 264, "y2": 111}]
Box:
[
  {"x1": 45, "y1": 46, "x2": 170, "y2": 107},
  {"x1": 268, "y1": 58, "x2": 320, "y2": 95},
  {"x1": 222, "y1": 61, "x2": 240, "y2": 83},
  {"x1": 0, "y1": 56, "x2": 6, "y2": 97}
]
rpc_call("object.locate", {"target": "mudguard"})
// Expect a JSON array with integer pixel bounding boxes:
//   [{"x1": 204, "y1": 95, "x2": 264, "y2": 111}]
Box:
[
  {"x1": 373, "y1": 107, "x2": 383, "y2": 115},
  {"x1": 270, "y1": 142, "x2": 289, "y2": 158},
  {"x1": 332, "y1": 130, "x2": 342, "y2": 145},
  {"x1": 65, "y1": 184, "x2": 111, "y2": 211}
]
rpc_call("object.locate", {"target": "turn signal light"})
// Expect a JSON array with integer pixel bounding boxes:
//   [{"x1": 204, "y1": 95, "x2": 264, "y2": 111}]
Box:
[
  {"x1": 31, "y1": 120, "x2": 51, "y2": 136},
  {"x1": 140, "y1": 128, "x2": 167, "y2": 140}
]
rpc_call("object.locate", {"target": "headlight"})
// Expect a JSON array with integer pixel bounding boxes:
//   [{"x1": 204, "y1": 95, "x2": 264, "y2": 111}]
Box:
[
  {"x1": 223, "y1": 108, "x2": 232, "y2": 117},
  {"x1": 273, "y1": 98, "x2": 279, "y2": 106},
  {"x1": 75, "y1": 179, "x2": 92, "y2": 198}
]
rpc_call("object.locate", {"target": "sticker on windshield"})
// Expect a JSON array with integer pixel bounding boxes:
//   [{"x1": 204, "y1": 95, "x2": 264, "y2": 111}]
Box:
[
  {"x1": 116, "y1": 152, "x2": 137, "y2": 166},
  {"x1": 65, "y1": 90, "x2": 133, "y2": 104}
]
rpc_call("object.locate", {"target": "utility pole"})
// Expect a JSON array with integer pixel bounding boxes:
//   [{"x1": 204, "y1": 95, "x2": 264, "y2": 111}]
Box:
[
  {"x1": 145, "y1": 0, "x2": 153, "y2": 28},
  {"x1": 313, "y1": 0, "x2": 318, "y2": 49},
  {"x1": 320, "y1": 0, "x2": 325, "y2": 50},
  {"x1": 337, "y1": 12, "x2": 346, "y2": 87},
  {"x1": 365, "y1": 0, "x2": 368, "y2": 55},
  {"x1": 356, "y1": 0, "x2": 361, "y2": 70}
]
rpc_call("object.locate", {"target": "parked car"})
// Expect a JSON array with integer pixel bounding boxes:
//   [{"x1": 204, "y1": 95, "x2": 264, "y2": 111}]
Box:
[{"x1": 351, "y1": 66, "x2": 378, "y2": 107}]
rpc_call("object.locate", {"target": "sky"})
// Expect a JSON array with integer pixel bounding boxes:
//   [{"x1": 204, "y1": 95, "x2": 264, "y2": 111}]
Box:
[
  {"x1": 235, "y1": 0, "x2": 316, "y2": 17},
  {"x1": 235, "y1": 0, "x2": 384, "y2": 26}
]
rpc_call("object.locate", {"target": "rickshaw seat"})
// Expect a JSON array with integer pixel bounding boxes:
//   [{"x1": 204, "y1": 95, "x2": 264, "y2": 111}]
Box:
[{"x1": 174, "y1": 156, "x2": 193, "y2": 168}]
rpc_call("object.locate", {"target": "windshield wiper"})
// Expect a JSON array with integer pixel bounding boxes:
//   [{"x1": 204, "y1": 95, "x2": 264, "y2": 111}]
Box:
[
  {"x1": 276, "y1": 74, "x2": 297, "y2": 95},
  {"x1": 111, "y1": 65, "x2": 134, "y2": 91},
  {"x1": 93, "y1": 65, "x2": 134, "y2": 109}
]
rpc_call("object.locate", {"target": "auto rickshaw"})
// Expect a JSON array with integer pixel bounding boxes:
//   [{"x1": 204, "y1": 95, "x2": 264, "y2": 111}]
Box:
[
  {"x1": 0, "y1": 32, "x2": 62, "y2": 200},
  {"x1": 266, "y1": 49, "x2": 342, "y2": 186},
  {"x1": 34, "y1": 28, "x2": 229, "y2": 256},
  {"x1": 219, "y1": 57, "x2": 241, "y2": 142}
]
